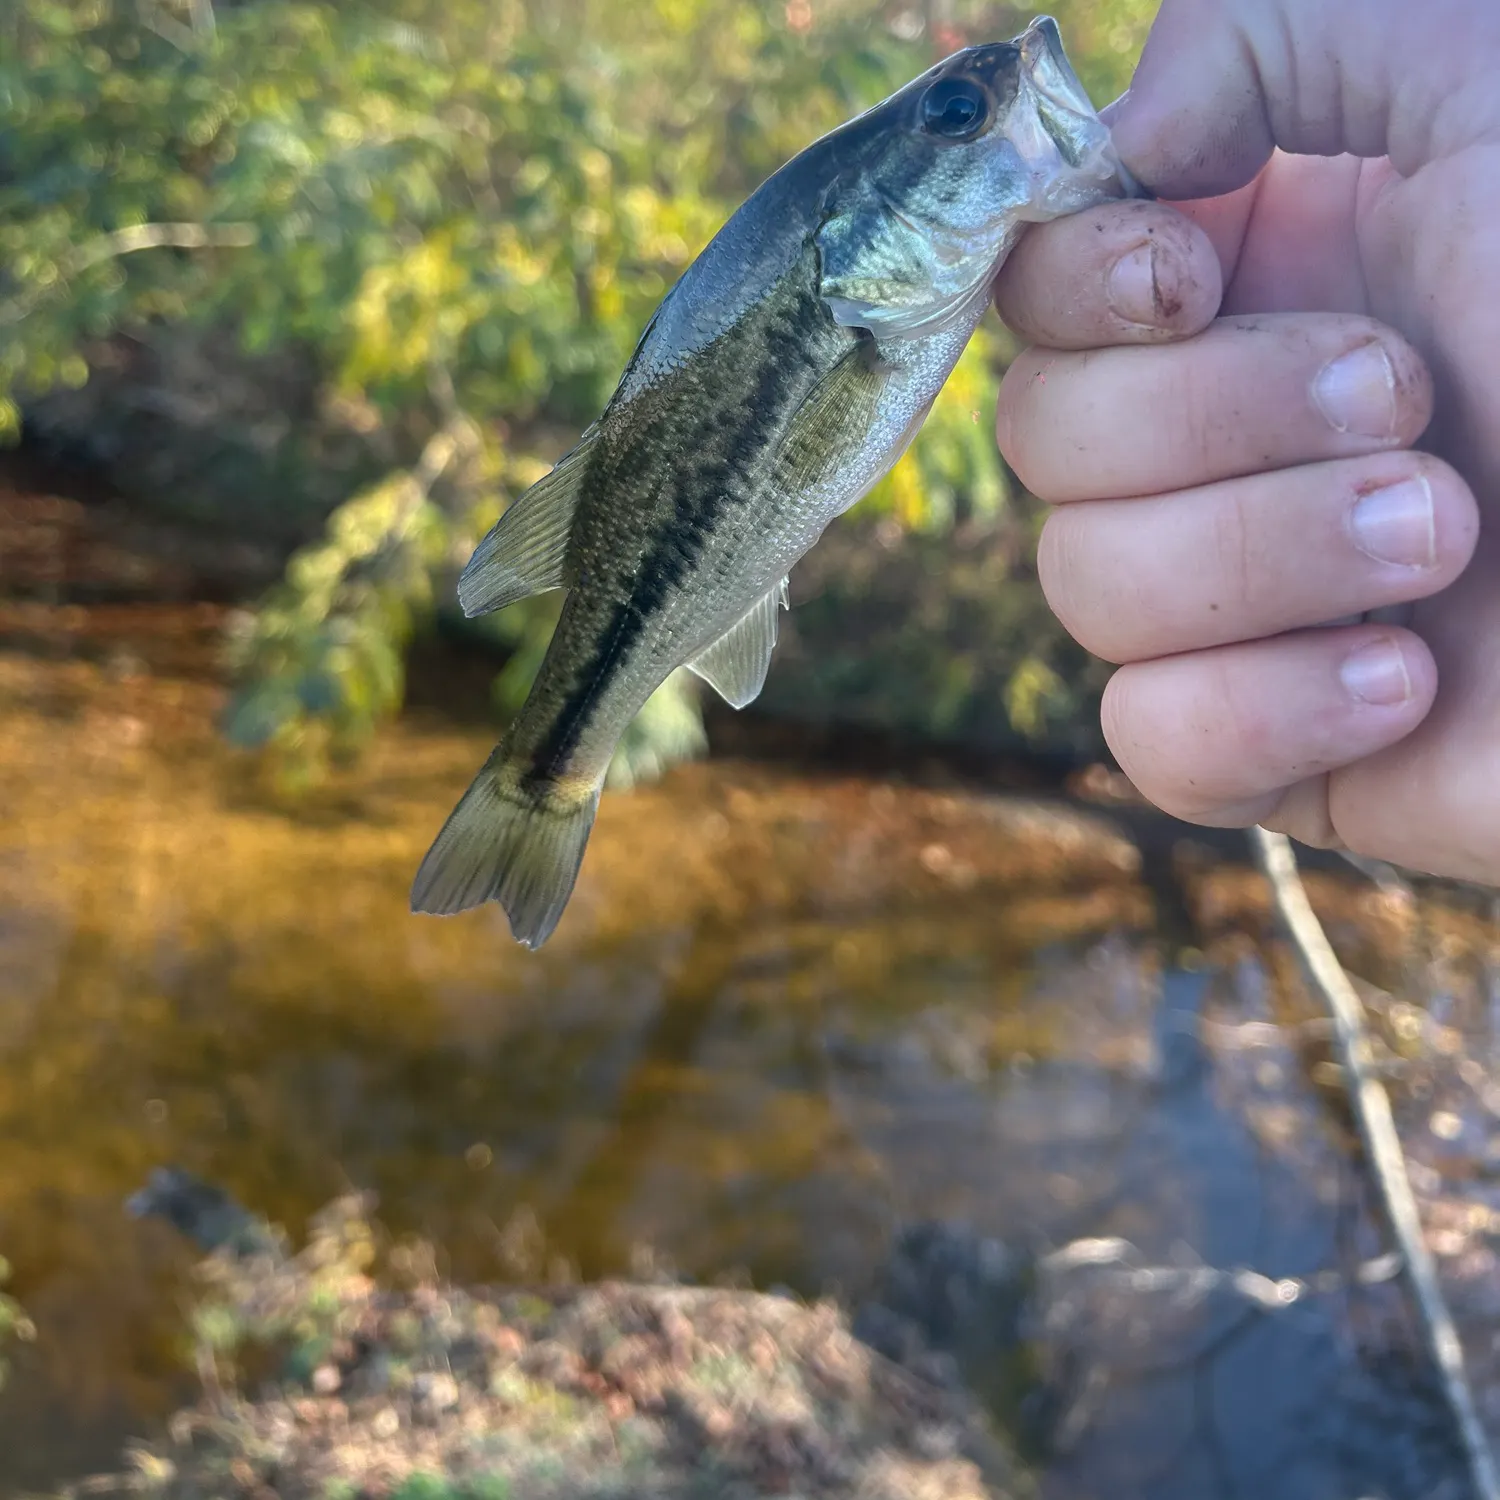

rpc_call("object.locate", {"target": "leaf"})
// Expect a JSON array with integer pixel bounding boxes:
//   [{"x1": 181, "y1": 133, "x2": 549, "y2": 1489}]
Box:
[{"x1": 223, "y1": 681, "x2": 297, "y2": 749}]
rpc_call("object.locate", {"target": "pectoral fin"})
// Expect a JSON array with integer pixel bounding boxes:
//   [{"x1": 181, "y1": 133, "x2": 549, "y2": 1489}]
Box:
[
  {"x1": 686, "y1": 581, "x2": 788, "y2": 709},
  {"x1": 774, "y1": 340, "x2": 890, "y2": 492},
  {"x1": 457, "y1": 429, "x2": 598, "y2": 617}
]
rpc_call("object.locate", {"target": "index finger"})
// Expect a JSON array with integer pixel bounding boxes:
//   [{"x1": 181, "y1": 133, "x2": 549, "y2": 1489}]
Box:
[{"x1": 993, "y1": 199, "x2": 1223, "y2": 350}]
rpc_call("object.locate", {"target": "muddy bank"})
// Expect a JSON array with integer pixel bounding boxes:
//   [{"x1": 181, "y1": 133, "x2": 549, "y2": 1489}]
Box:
[{"x1": 51, "y1": 1194, "x2": 1025, "y2": 1500}]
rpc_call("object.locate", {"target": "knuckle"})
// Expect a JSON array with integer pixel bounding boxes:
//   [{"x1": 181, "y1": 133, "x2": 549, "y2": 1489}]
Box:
[
  {"x1": 1098, "y1": 671, "x2": 1205, "y2": 819},
  {"x1": 1208, "y1": 487, "x2": 1255, "y2": 613},
  {"x1": 1166, "y1": 362, "x2": 1224, "y2": 486},
  {"x1": 991, "y1": 234, "x2": 1052, "y2": 332},
  {"x1": 1206, "y1": 650, "x2": 1284, "y2": 778},
  {"x1": 994, "y1": 363, "x2": 1047, "y2": 493},
  {"x1": 1262, "y1": 780, "x2": 1341, "y2": 848},
  {"x1": 1102, "y1": 653, "x2": 1284, "y2": 823},
  {"x1": 1039, "y1": 511, "x2": 1133, "y2": 664},
  {"x1": 1037, "y1": 513, "x2": 1089, "y2": 628}
]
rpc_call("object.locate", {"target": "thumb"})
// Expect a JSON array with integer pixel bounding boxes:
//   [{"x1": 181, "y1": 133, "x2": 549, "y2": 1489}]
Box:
[{"x1": 1108, "y1": 0, "x2": 1500, "y2": 199}]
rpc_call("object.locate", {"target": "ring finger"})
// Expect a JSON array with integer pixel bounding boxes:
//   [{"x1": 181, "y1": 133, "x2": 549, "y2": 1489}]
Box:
[{"x1": 1101, "y1": 625, "x2": 1438, "y2": 828}]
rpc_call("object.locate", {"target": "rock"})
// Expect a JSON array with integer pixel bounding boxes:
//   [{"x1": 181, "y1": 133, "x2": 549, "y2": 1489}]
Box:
[{"x1": 83, "y1": 1199, "x2": 1029, "y2": 1499}]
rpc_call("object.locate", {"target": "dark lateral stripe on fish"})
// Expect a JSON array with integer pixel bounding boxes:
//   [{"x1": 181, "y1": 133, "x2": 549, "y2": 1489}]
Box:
[{"x1": 526, "y1": 279, "x2": 832, "y2": 783}]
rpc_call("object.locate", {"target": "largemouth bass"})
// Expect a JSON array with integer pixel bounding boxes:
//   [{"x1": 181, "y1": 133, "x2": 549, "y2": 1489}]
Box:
[{"x1": 413, "y1": 16, "x2": 1137, "y2": 947}]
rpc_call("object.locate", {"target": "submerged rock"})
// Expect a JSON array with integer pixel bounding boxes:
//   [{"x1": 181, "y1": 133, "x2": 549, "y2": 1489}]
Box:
[
  {"x1": 126, "y1": 1167, "x2": 284, "y2": 1260},
  {"x1": 854, "y1": 1221, "x2": 1030, "y2": 1388}
]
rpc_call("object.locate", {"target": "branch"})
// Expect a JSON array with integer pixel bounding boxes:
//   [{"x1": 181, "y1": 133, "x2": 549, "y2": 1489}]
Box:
[
  {"x1": 1040, "y1": 1235, "x2": 1402, "y2": 1311},
  {"x1": 408, "y1": 426, "x2": 461, "y2": 502},
  {"x1": 1251, "y1": 826, "x2": 1500, "y2": 1500},
  {"x1": 378, "y1": 413, "x2": 476, "y2": 549},
  {"x1": 135, "y1": 0, "x2": 207, "y2": 53},
  {"x1": 0, "y1": 222, "x2": 257, "y2": 331},
  {"x1": 62, "y1": 222, "x2": 256, "y2": 276},
  {"x1": 187, "y1": 0, "x2": 216, "y2": 42}
]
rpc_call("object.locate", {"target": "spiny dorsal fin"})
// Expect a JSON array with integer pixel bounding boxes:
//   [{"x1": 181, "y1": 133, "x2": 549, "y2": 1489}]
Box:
[
  {"x1": 774, "y1": 339, "x2": 890, "y2": 492},
  {"x1": 457, "y1": 428, "x2": 598, "y2": 618},
  {"x1": 686, "y1": 581, "x2": 787, "y2": 709}
]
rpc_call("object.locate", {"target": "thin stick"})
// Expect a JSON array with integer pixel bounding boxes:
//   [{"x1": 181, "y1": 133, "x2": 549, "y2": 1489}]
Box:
[
  {"x1": 1251, "y1": 826, "x2": 1500, "y2": 1500},
  {"x1": 61, "y1": 221, "x2": 257, "y2": 276},
  {"x1": 2, "y1": 222, "x2": 257, "y2": 328}
]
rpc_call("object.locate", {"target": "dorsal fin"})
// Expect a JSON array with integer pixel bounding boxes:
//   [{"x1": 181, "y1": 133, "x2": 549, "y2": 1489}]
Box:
[
  {"x1": 686, "y1": 581, "x2": 788, "y2": 709},
  {"x1": 457, "y1": 429, "x2": 598, "y2": 617}
]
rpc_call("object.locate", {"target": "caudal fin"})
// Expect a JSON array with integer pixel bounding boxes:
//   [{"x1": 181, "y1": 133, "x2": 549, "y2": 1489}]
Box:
[{"x1": 410, "y1": 761, "x2": 601, "y2": 949}]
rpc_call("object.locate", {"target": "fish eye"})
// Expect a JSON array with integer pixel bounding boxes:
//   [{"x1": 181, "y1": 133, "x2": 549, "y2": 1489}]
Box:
[{"x1": 920, "y1": 77, "x2": 989, "y2": 140}]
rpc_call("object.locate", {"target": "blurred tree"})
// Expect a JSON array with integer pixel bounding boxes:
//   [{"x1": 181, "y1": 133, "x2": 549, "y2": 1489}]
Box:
[{"x1": 0, "y1": 0, "x2": 1154, "y2": 785}]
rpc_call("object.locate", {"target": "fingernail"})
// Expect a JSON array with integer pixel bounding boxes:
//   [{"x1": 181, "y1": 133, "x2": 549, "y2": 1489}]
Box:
[
  {"x1": 1313, "y1": 342, "x2": 1397, "y2": 439},
  {"x1": 1107, "y1": 243, "x2": 1163, "y2": 326},
  {"x1": 1339, "y1": 638, "x2": 1412, "y2": 706},
  {"x1": 1350, "y1": 475, "x2": 1435, "y2": 568}
]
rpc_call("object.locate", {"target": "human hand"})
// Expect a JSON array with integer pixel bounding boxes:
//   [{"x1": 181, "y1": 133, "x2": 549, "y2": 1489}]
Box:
[{"x1": 992, "y1": 0, "x2": 1500, "y2": 882}]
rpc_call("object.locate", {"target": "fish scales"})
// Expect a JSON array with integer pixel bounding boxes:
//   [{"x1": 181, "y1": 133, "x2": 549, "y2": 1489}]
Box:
[
  {"x1": 412, "y1": 16, "x2": 1141, "y2": 947},
  {"x1": 520, "y1": 251, "x2": 850, "y2": 786}
]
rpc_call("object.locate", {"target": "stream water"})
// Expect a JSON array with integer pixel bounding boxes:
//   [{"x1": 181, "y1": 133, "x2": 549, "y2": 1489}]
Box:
[{"x1": 3, "y1": 478, "x2": 1500, "y2": 1498}]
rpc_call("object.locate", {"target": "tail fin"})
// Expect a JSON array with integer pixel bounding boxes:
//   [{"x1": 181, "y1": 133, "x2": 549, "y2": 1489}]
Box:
[{"x1": 410, "y1": 760, "x2": 601, "y2": 949}]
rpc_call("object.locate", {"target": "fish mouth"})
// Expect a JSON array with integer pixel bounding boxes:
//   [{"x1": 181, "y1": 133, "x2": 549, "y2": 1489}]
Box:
[
  {"x1": 1014, "y1": 14, "x2": 1143, "y2": 198},
  {"x1": 1017, "y1": 18, "x2": 1082, "y2": 94},
  {"x1": 1016, "y1": 16, "x2": 1096, "y2": 168}
]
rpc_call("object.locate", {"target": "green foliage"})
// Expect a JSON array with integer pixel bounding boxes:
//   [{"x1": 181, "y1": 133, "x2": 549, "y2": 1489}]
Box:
[
  {"x1": 220, "y1": 423, "x2": 484, "y2": 785},
  {"x1": 0, "y1": 1254, "x2": 37, "y2": 1393},
  {"x1": 762, "y1": 508, "x2": 1114, "y2": 758},
  {"x1": 3, "y1": 0, "x2": 1156, "y2": 779},
  {"x1": 389, "y1": 1477, "x2": 512, "y2": 1500},
  {"x1": 190, "y1": 1195, "x2": 379, "y2": 1382}
]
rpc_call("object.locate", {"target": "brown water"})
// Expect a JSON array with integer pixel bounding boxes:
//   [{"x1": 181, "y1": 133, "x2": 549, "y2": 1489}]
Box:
[{"x1": 4, "y1": 482, "x2": 1500, "y2": 1498}]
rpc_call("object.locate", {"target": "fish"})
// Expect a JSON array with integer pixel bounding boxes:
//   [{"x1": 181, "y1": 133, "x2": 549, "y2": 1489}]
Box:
[{"x1": 412, "y1": 15, "x2": 1138, "y2": 948}]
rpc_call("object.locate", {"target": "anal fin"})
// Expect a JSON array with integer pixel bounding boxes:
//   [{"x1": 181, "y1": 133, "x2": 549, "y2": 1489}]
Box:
[
  {"x1": 458, "y1": 428, "x2": 598, "y2": 618},
  {"x1": 686, "y1": 581, "x2": 787, "y2": 709}
]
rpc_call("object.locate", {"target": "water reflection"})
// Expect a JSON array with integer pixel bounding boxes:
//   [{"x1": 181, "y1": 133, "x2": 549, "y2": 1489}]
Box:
[
  {"x1": 1, "y1": 583, "x2": 1498, "y2": 1496},
  {"x1": 836, "y1": 956, "x2": 1469, "y2": 1498}
]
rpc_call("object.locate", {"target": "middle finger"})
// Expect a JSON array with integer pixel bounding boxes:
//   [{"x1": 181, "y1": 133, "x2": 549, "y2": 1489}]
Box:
[
  {"x1": 1039, "y1": 451, "x2": 1480, "y2": 663},
  {"x1": 996, "y1": 313, "x2": 1434, "y2": 504}
]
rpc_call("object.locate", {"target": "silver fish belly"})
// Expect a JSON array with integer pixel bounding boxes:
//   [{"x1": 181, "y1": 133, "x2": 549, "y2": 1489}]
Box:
[{"x1": 412, "y1": 15, "x2": 1137, "y2": 948}]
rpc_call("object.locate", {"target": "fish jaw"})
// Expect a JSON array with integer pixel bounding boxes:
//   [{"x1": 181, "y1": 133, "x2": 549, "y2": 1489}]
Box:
[{"x1": 1011, "y1": 16, "x2": 1141, "y2": 220}]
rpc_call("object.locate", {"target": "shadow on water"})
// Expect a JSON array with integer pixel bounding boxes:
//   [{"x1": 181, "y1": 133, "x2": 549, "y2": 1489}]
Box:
[{"x1": 2, "y1": 480, "x2": 1500, "y2": 1497}]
